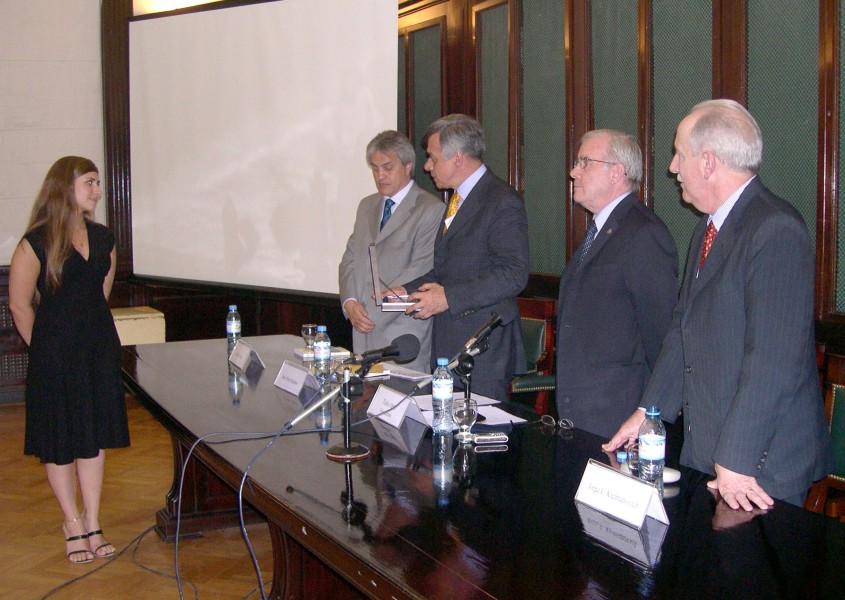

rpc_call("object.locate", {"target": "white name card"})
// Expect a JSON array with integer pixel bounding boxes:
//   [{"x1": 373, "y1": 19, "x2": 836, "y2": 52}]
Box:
[
  {"x1": 274, "y1": 360, "x2": 320, "y2": 396},
  {"x1": 575, "y1": 459, "x2": 668, "y2": 530},
  {"x1": 366, "y1": 385, "x2": 426, "y2": 429},
  {"x1": 228, "y1": 339, "x2": 264, "y2": 371},
  {"x1": 228, "y1": 340, "x2": 266, "y2": 387}
]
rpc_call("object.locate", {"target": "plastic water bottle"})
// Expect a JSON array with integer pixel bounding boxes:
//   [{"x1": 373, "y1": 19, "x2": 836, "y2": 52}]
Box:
[
  {"x1": 432, "y1": 432, "x2": 453, "y2": 507},
  {"x1": 312, "y1": 325, "x2": 331, "y2": 385},
  {"x1": 226, "y1": 304, "x2": 241, "y2": 354},
  {"x1": 431, "y1": 357, "x2": 454, "y2": 433},
  {"x1": 638, "y1": 406, "x2": 666, "y2": 496}
]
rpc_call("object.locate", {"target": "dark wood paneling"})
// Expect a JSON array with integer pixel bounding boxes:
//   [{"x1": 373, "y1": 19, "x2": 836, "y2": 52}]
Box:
[
  {"x1": 637, "y1": 0, "x2": 654, "y2": 207},
  {"x1": 101, "y1": 0, "x2": 133, "y2": 278},
  {"x1": 711, "y1": 0, "x2": 748, "y2": 104},
  {"x1": 565, "y1": 0, "x2": 593, "y2": 260},
  {"x1": 817, "y1": 0, "x2": 841, "y2": 323}
]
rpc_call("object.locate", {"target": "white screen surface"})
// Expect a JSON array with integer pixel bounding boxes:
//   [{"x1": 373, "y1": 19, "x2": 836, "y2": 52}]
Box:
[{"x1": 129, "y1": 0, "x2": 396, "y2": 294}]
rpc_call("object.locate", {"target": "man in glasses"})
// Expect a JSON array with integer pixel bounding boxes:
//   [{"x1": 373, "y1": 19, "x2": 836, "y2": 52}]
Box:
[
  {"x1": 605, "y1": 100, "x2": 833, "y2": 509},
  {"x1": 556, "y1": 129, "x2": 678, "y2": 439}
]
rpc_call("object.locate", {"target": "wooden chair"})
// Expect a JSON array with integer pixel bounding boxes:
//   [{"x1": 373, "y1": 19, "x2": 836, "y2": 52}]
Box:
[
  {"x1": 804, "y1": 383, "x2": 845, "y2": 518},
  {"x1": 509, "y1": 297, "x2": 556, "y2": 415}
]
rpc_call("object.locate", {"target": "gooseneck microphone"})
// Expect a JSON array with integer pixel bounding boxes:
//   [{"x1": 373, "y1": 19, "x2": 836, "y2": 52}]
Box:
[
  {"x1": 460, "y1": 313, "x2": 502, "y2": 356},
  {"x1": 410, "y1": 316, "x2": 500, "y2": 394},
  {"x1": 351, "y1": 334, "x2": 421, "y2": 366},
  {"x1": 410, "y1": 344, "x2": 487, "y2": 394}
]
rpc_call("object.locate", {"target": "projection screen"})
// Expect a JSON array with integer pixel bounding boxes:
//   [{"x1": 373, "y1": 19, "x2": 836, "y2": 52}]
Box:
[{"x1": 129, "y1": 0, "x2": 396, "y2": 294}]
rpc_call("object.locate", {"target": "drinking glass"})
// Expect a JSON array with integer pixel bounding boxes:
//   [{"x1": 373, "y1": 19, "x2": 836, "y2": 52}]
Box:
[
  {"x1": 301, "y1": 324, "x2": 317, "y2": 349},
  {"x1": 452, "y1": 398, "x2": 478, "y2": 443}
]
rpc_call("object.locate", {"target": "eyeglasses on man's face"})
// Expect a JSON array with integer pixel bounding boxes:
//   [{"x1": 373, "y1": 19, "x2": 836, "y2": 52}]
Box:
[{"x1": 572, "y1": 156, "x2": 618, "y2": 170}]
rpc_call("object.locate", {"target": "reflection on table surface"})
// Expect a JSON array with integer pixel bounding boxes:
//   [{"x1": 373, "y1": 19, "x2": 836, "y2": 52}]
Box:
[{"x1": 122, "y1": 335, "x2": 845, "y2": 600}]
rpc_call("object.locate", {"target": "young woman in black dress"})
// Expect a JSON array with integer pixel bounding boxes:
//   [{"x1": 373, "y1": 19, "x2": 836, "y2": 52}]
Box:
[{"x1": 9, "y1": 156, "x2": 130, "y2": 564}]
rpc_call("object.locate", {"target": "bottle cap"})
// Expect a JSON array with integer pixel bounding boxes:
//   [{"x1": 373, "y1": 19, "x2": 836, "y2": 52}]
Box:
[
  {"x1": 436, "y1": 357, "x2": 448, "y2": 366},
  {"x1": 645, "y1": 405, "x2": 661, "y2": 418},
  {"x1": 317, "y1": 325, "x2": 327, "y2": 332},
  {"x1": 229, "y1": 304, "x2": 237, "y2": 311},
  {"x1": 616, "y1": 450, "x2": 628, "y2": 463}
]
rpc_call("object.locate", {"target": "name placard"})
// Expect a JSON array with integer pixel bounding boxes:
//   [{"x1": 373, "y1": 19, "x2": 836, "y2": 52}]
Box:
[
  {"x1": 274, "y1": 360, "x2": 320, "y2": 396},
  {"x1": 574, "y1": 459, "x2": 668, "y2": 530},
  {"x1": 228, "y1": 340, "x2": 265, "y2": 387},
  {"x1": 228, "y1": 339, "x2": 261, "y2": 370},
  {"x1": 366, "y1": 385, "x2": 426, "y2": 429}
]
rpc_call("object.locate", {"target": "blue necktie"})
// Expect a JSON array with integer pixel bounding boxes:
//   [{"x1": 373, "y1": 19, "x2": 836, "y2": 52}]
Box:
[
  {"x1": 380, "y1": 198, "x2": 394, "y2": 231},
  {"x1": 573, "y1": 219, "x2": 598, "y2": 266}
]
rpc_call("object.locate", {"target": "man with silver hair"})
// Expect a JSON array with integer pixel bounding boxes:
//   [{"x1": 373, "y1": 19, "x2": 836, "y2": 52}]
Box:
[
  {"x1": 556, "y1": 129, "x2": 678, "y2": 439},
  {"x1": 339, "y1": 130, "x2": 443, "y2": 372},
  {"x1": 395, "y1": 114, "x2": 530, "y2": 400},
  {"x1": 605, "y1": 99, "x2": 833, "y2": 509}
]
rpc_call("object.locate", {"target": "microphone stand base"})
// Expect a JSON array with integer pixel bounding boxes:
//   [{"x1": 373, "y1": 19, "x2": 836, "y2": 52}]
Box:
[{"x1": 326, "y1": 443, "x2": 370, "y2": 463}]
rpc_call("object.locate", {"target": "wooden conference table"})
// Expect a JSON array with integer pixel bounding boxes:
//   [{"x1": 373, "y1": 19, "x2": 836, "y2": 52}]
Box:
[{"x1": 121, "y1": 335, "x2": 845, "y2": 600}]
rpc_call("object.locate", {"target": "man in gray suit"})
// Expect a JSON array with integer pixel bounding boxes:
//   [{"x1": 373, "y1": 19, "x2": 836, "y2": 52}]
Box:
[
  {"x1": 339, "y1": 131, "x2": 443, "y2": 372},
  {"x1": 605, "y1": 100, "x2": 833, "y2": 509},
  {"x1": 397, "y1": 114, "x2": 530, "y2": 400},
  {"x1": 556, "y1": 130, "x2": 678, "y2": 439}
]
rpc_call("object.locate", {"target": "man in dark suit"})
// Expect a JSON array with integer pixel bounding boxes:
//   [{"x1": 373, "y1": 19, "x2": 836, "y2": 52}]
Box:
[
  {"x1": 395, "y1": 114, "x2": 530, "y2": 400},
  {"x1": 605, "y1": 99, "x2": 833, "y2": 508},
  {"x1": 339, "y1": 131, "x2": 443, "y2": 372},
  {"x1": 556, "y1": 130, "x2": 678, "y2": 438}
]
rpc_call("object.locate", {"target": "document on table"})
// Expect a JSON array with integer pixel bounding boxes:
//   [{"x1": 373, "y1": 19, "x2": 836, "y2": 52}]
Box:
[
  {"x1": 413, "y1": 392, "x2": 499, "y2": 410},
  {"x1": 414, "y1": 397, "x2": 526, "y2": 427}
]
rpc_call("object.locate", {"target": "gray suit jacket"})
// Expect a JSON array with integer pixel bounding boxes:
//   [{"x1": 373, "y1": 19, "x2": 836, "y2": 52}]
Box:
[
  {"x1": 405, "y1": 169, "x2": 530, "y2": 400},
  {"x1": 556, "y1": 193, "x2": 678, "y2": 438},
  {"x1": 339, "y1": 182, "x2": 443, "y2": 372},
  {"x1": 642, "y1": 177, "x2": 833, "y2": 500}
]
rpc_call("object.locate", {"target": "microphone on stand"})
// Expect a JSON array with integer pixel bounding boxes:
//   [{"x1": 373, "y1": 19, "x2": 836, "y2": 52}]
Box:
[
  {"x1": 352, "y1": 334, "x2": 421, "y2": 382},
  {"x1": 410, "y1": 344, "x2": 487, "y2": 395},
  {"x1": 349, "y1": 334, "x2": 421, "y2": 366},
  {"x1": 457, "y1": 313, "x2": 502, "y2": 358},
  {"x1": 408, "y1": 315, "x2": 500, "y2": 395}
]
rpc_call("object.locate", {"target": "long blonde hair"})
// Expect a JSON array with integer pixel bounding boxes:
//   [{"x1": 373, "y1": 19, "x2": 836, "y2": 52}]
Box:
[{"x1": 25, "y1": 156, "x2": 99, "y2": 290}]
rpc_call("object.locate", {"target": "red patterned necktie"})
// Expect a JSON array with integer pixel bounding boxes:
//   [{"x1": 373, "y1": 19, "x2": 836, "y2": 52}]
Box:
[{"x1": 698, "y1": 222, "x2": 718, "y2": 271}]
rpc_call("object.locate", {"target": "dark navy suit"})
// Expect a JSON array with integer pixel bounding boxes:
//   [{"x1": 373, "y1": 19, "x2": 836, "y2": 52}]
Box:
[{"x1": 556, "y1": 193, "x2": 678, "y2": 438}]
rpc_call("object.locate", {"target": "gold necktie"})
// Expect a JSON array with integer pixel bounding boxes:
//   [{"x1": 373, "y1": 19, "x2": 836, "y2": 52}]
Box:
[{"x1": 443, "y1": 191, "x2": 461, "y2": 236}]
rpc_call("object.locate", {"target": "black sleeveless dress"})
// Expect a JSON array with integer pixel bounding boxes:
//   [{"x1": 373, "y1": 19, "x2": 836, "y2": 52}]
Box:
[{"x1": 23, "y1": 222, "x2": 130, "y2": 465}]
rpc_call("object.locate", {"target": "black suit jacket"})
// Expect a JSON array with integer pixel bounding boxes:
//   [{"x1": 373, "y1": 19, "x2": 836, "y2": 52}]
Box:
[
  {"x1": 406, "y1": 169, "x2": 530, "y2": 400},
  {"x1": 642, "y1": 177, "x2": 833, "y2": 500},
  {"x1": 555, "y1": 193, "x2": 678, "y2": 438}
]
